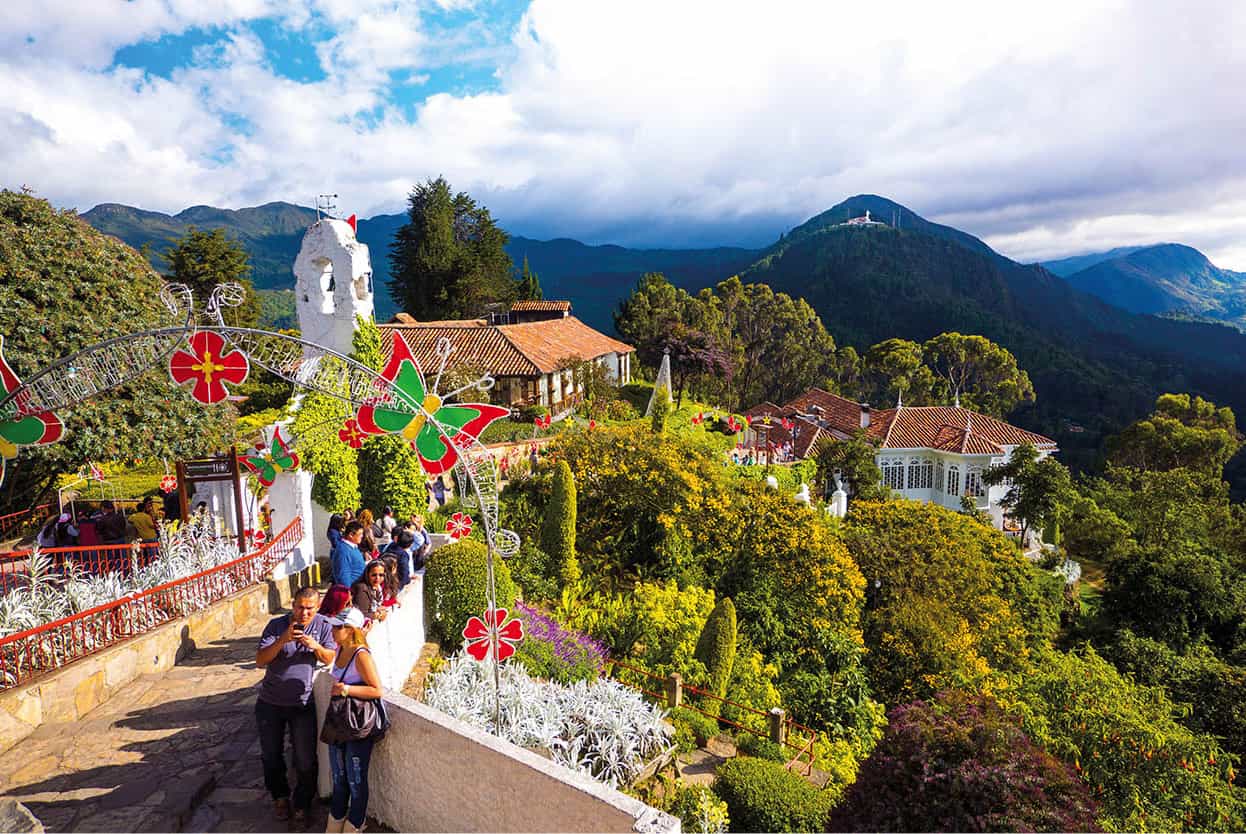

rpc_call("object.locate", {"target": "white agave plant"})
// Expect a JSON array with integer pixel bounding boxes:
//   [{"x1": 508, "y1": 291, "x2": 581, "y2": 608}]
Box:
[
  {"x1": 0, "y1": 515, "x2": 245, "y2": 686},
  {"x1": 426, "y1": 651, "x2": 672, "y2": 788}
]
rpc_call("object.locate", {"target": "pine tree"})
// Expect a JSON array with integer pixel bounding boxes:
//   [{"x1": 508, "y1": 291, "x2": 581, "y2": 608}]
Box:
[
  {"x1": 541, "y1": 460, "x2": 580, "y2": 584},
  {"x1": 165, "y1": 227, "x2": 261, "y2": 328},
  {"x1": 516, "y1": 255, "x2": 543, "y2": 301},
  {"x1": 351, "y1": 316, "x2": 425, "y2": 517},
  {"x1": 694, "y1": 597, "x2": 737, "y2": 714},
  {"x1": 388, "y1": 176, "x2": 516, "y2": 319},
  {"x1": 650, "y1": 386, "x2": 671, "y2": 435}
]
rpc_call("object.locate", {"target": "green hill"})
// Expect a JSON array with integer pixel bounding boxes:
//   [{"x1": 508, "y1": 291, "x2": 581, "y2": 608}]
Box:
[{"x1": 1053, "y1": 243, "x2": 1246, "y2": 328}]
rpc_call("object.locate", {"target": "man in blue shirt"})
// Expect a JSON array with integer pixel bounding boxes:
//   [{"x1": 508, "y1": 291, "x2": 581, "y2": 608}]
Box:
[
  {"x1": 255, "y1": 587, "x2": 336, "y2": 827},
  {"x1": 330, "y1": 520, "x2": 366, "y2": 588}
]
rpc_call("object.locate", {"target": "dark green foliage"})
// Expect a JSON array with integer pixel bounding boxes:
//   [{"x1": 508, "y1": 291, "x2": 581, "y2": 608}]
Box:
[
  {"x1": 0, "y1": 191, "x2": 234, "y2": 512},
  {"x1": 713, "y1": 757, "x2": 832, "y2": 833},
  {"x1": 388, "y1": 176, "x2": 515, "y2": 320},
  {"x1": 508, "y1": 538, "x2": 559, "y2": 603},
  {"x1": 1108, "y1": 393, "x2": 1240, "y2": 475},
  {"x1": 424, "y1": 538, "x2": 517, "y2": 645},
  {"x1": 829, "y1": 692, "x2": 1100, "y2": 833},
  {"x1": 669, "y1": 706, "x2": 719, "y2": 747},
  {"x1": 164, "y1": 226, "x2": 261, "y2": 328},
  {"x1": 351, "y1": 316, "x2": 424, "y2": 517},
  {"x1": 541, "y1": 460, "x2": 579, "y2": 584},
  {"x1": 515, "y1": 255, "x2": 543, "y2": 300},
  {"x1": 983, "y1": 443, "x2": 1075, "y2": 542},
  {"x1": 257, "y1": 289, "x2": 298, "y2": 331},
  {"x1": 694, "y1": 597, "x2": 737, "y2": 713},
  {"x1": 814, "y1": 430, "x2": 885, "y2": 501},
  {"x1": 735, "y1": 732, "x2": 788, "y2": 763}
]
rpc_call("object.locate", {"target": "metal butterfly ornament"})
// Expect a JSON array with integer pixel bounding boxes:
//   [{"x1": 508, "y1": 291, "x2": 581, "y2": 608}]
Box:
[
  {"x1": 351, "y1": 333, "x2": 509, "y2": 476},
  {"x1": 238, "y1": 426, "x2": 301, "y2": 487}
]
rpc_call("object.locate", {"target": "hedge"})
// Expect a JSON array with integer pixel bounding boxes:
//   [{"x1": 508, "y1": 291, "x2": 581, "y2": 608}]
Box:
[
  {"x1": 713, "y1": 757, "x2": 832, "y2": 833},
  {"x1": 424, "y1": 538, "x2": 517, "y2": 646}
]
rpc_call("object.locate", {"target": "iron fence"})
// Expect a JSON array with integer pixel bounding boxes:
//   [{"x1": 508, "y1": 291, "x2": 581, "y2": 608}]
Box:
[{"x1": 0, "y1": 517, "x2": 302, "y2": 688}]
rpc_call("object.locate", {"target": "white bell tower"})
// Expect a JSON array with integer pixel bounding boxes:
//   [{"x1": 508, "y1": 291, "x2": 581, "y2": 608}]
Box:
[{"x1": 293, "y1": 215, "x2": 374, "y2": 356}]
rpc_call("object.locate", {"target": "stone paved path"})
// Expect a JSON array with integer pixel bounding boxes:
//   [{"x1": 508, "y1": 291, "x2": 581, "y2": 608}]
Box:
[{"x1": 0, "y1": 606, "x2": 368, "y2": 833}]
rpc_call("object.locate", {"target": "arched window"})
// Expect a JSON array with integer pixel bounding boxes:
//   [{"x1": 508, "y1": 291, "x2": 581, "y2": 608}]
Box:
[
  {"x1": 946, "y1": 465, "x2": 960, "y2": 497},
  {"x1": 907, "y1": 456, "x2": 933, "y2": 490},
  {"x1": 935, "y1": 460, "x2": 945, "y2": 493},
  {"x1": 965, "y1": 466, "x2": 986, "y2": 498}
]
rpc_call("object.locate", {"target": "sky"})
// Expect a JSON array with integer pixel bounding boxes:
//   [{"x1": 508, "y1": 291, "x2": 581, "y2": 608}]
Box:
[{"x1": 2, "y1": 0, "x2": 1245, "y2": 267}]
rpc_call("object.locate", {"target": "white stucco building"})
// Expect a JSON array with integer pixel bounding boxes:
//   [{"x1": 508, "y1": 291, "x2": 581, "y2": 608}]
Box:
[{"x1": 747, "y1": 388, "x2": 1058, "y2": 532}]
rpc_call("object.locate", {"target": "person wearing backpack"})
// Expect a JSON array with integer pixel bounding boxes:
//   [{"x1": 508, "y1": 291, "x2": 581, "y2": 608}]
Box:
[{"x1": 324, "y1": 607, "x2": 384, "y2": 834}]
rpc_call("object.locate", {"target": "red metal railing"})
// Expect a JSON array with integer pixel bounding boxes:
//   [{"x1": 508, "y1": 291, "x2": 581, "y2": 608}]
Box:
[
  {"x1": 0, "y1": 543, "x2": 162, "y2": 593},
  {"x1": 0, "y1": 517, "x2": 303, "y2": 688},
  {"x1": 611, "y1": 659, "x2": 818, "y2": 776},
  {"x1": 0, "y1": 504, "x2": 51, "y2": 540}
]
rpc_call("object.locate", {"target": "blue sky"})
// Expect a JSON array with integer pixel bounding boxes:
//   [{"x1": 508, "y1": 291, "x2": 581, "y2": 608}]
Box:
[{"x1": 2, "y1": 1, "x2": 1245, "y2": 265}]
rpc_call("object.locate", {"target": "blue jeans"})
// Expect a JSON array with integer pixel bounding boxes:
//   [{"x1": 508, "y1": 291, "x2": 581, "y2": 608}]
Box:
[
  {"x1": 255, "y1": 698, "x2": 318, "y2": 811},
  {"x1": 329, "y1": 737, "x2": 375, "y2": 827}
]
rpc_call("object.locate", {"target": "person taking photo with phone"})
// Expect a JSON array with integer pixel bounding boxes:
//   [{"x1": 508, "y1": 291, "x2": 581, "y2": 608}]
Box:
[{"x1": 255, "y1": 587, "x2": 336, "y2": 829}]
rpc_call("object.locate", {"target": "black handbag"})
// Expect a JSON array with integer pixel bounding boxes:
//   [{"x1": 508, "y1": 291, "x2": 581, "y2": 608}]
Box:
[{"x1": 320, "y1": 649, "x2": 390, "y2": 744}]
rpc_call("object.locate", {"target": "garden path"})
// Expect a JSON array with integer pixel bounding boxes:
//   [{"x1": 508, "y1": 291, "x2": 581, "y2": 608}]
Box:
[{"x1": 0, "y1": 603, "x2": 389, "y2": 832}]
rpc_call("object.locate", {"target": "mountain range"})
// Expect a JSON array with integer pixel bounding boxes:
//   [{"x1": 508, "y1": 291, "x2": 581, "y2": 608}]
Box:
[
  {"x1": 80, "y1": 202, "x2": 758, "y2": 329},
  {"x1": 1039, "y1": 244, "x2": 1246, "y2": 329},
  {"x1": 79, "y1": 194, "x2": 1246, "y2": 486}
]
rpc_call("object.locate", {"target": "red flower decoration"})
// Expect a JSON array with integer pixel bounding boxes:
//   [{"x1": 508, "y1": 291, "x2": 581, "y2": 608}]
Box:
[
  {"x1": 168, "y1": 331, "x2": 250, "y2": 405},
  {"x1": 534, "y1": 414, "x2": 551, "y2": 430},
  {"x1": 446, "y1": 512, "x2": 473, "y2": 540},
  {"x1": 451, "y1": 431, "x2": 475, "y2": 449},
  {"x1": 338, "y1": 418, "x2": 366, "y2": 449},
  {"x1": 587, "y1": 419, "x2": 596, "y2": 430},
  {"x1": 726, "y1": 417, "x2": 742, "y2": 433},
  {"x1": 691, "y1": 412, "x2": 704, "y2": 425},
  {"x1": 160, "y1": 474, "x2": 177, "y2": 493},
  {"x1": 462, "y1": 608, "x2": 525, "y2": 662}
]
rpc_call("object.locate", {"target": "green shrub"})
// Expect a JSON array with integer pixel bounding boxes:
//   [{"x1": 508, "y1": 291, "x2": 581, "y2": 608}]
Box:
[
  {"x1": 735, "y1": 732, "x2": 788, "y2": 763},
  {"x1": 508, "y1": 539, "x2": 559, "y2": 603},
  {"x1": 650, "y1": 386, "x2": 671, "y2": 435},
  {"x1": 667, "y1": 784, "x2": 730, "y2": 834},
  {"x1": 694, "y1": 597, "x2": 737, "y2": 714},
  {"x1": 540, "y1": 460, "x2": 580, "y2": 584},
  {"x1": 670, "y1": 706, "x2": 719, "y2": 747},
  {"x1": 516, "y1": 404, "x2": 549, "y2": 423},
  {"x1": 592, "y1": 398, "x2": 639, "y2": 422},
  {"x1": 424, "y1": 538, "x2": 518, "y2": 645},
  {"x1": 712, "y1": 757, "x2": 832, "y2": 833}
]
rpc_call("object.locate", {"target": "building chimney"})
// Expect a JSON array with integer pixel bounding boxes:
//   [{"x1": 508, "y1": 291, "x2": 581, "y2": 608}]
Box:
[{"x1": 860, "y1": 402, "x2": 871, "y2": 429}]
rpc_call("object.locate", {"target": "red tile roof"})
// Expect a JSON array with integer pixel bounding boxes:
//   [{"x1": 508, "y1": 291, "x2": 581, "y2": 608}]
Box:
[
  {"x1": 783, "y1": 388, "x2": 865, "y2": 435},
  {"x1": 869, "y1": 406, "x2": 1056, "y2": 455},
  {"x1": 510, "y1": 300, "x2": 571, "y2": 312},
  {"x1": 380, "y1": 316, "x2": 633, "y2": 377}
]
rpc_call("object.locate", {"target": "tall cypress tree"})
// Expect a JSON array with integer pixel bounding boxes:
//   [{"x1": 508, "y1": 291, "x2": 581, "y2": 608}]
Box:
[
  {"x1": 541, "y1": 460, "x2": 580, "y2": 584},
  {"x1": 389, "y1": 176, "x2": 516, "y2": 320},
  {"x1": 516, "y1": 255, "x2": 543, "y2": 301}
]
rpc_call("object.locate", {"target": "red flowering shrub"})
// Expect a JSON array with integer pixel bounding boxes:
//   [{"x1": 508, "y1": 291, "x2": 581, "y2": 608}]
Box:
[{"x1": 829, "y1": 691, "x2": 1099, "y2": 833}]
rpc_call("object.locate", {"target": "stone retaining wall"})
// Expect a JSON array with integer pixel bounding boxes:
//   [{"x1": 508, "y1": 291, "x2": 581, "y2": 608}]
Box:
[{"x1": 0, "y1": 562, "x2": 320, "y2": 755}]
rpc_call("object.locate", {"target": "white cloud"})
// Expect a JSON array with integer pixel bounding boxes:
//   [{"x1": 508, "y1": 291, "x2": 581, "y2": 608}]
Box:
[{"x1": 1, "y1": 0, "x2": 1245, "y2": 268}]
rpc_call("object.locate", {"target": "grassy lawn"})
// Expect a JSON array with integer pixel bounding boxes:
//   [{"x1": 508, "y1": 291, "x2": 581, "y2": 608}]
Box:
[{"x1": 1077, "y1": 555, "x2": 1107, "y2": 614}]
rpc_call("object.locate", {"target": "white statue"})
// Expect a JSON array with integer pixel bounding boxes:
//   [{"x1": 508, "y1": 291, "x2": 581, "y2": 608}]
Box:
[
  {"x1": 794, "y1": 483, "x2": 811, "y2": 506},
  {"x1": 765, "y1": 475, "x2": 779, "y2": 490}
]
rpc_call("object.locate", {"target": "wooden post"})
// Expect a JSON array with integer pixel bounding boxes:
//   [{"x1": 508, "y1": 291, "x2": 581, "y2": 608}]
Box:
[
  {"x1": 229, "y1": 446, "x2": 246, "y2": 553},
  {"x1": 769, "y1": 706, "x2": 786, "y2": 746},
  {"x1": 175, "y1": 461, "x2": 189, "y2": 523},
  {"x1": 666, "y1": 672, "x2": 683, "y2": 709}
]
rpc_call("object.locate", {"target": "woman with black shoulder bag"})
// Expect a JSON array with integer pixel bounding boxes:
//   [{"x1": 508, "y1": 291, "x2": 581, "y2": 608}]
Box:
[{"x1": 322, "y1": 607, "x2": 387, "y2": 833}]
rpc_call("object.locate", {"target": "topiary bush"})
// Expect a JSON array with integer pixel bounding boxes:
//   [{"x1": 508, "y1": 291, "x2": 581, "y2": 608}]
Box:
[
  {"x1": 712, "y1": 757, "x2": 832, "y2": 833},
  {"x1": 735, "y1": 732, "x2": 788, "y2": 763},
  {"x1": 424, "y1": 538, "x2": 518, "y2": 645},
  {"x1": 694, "y1": 596, "x2": 737, "y2": 714},
  {"x1": 541, "y1": 460, "x2": 580, "y2": 584}
]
